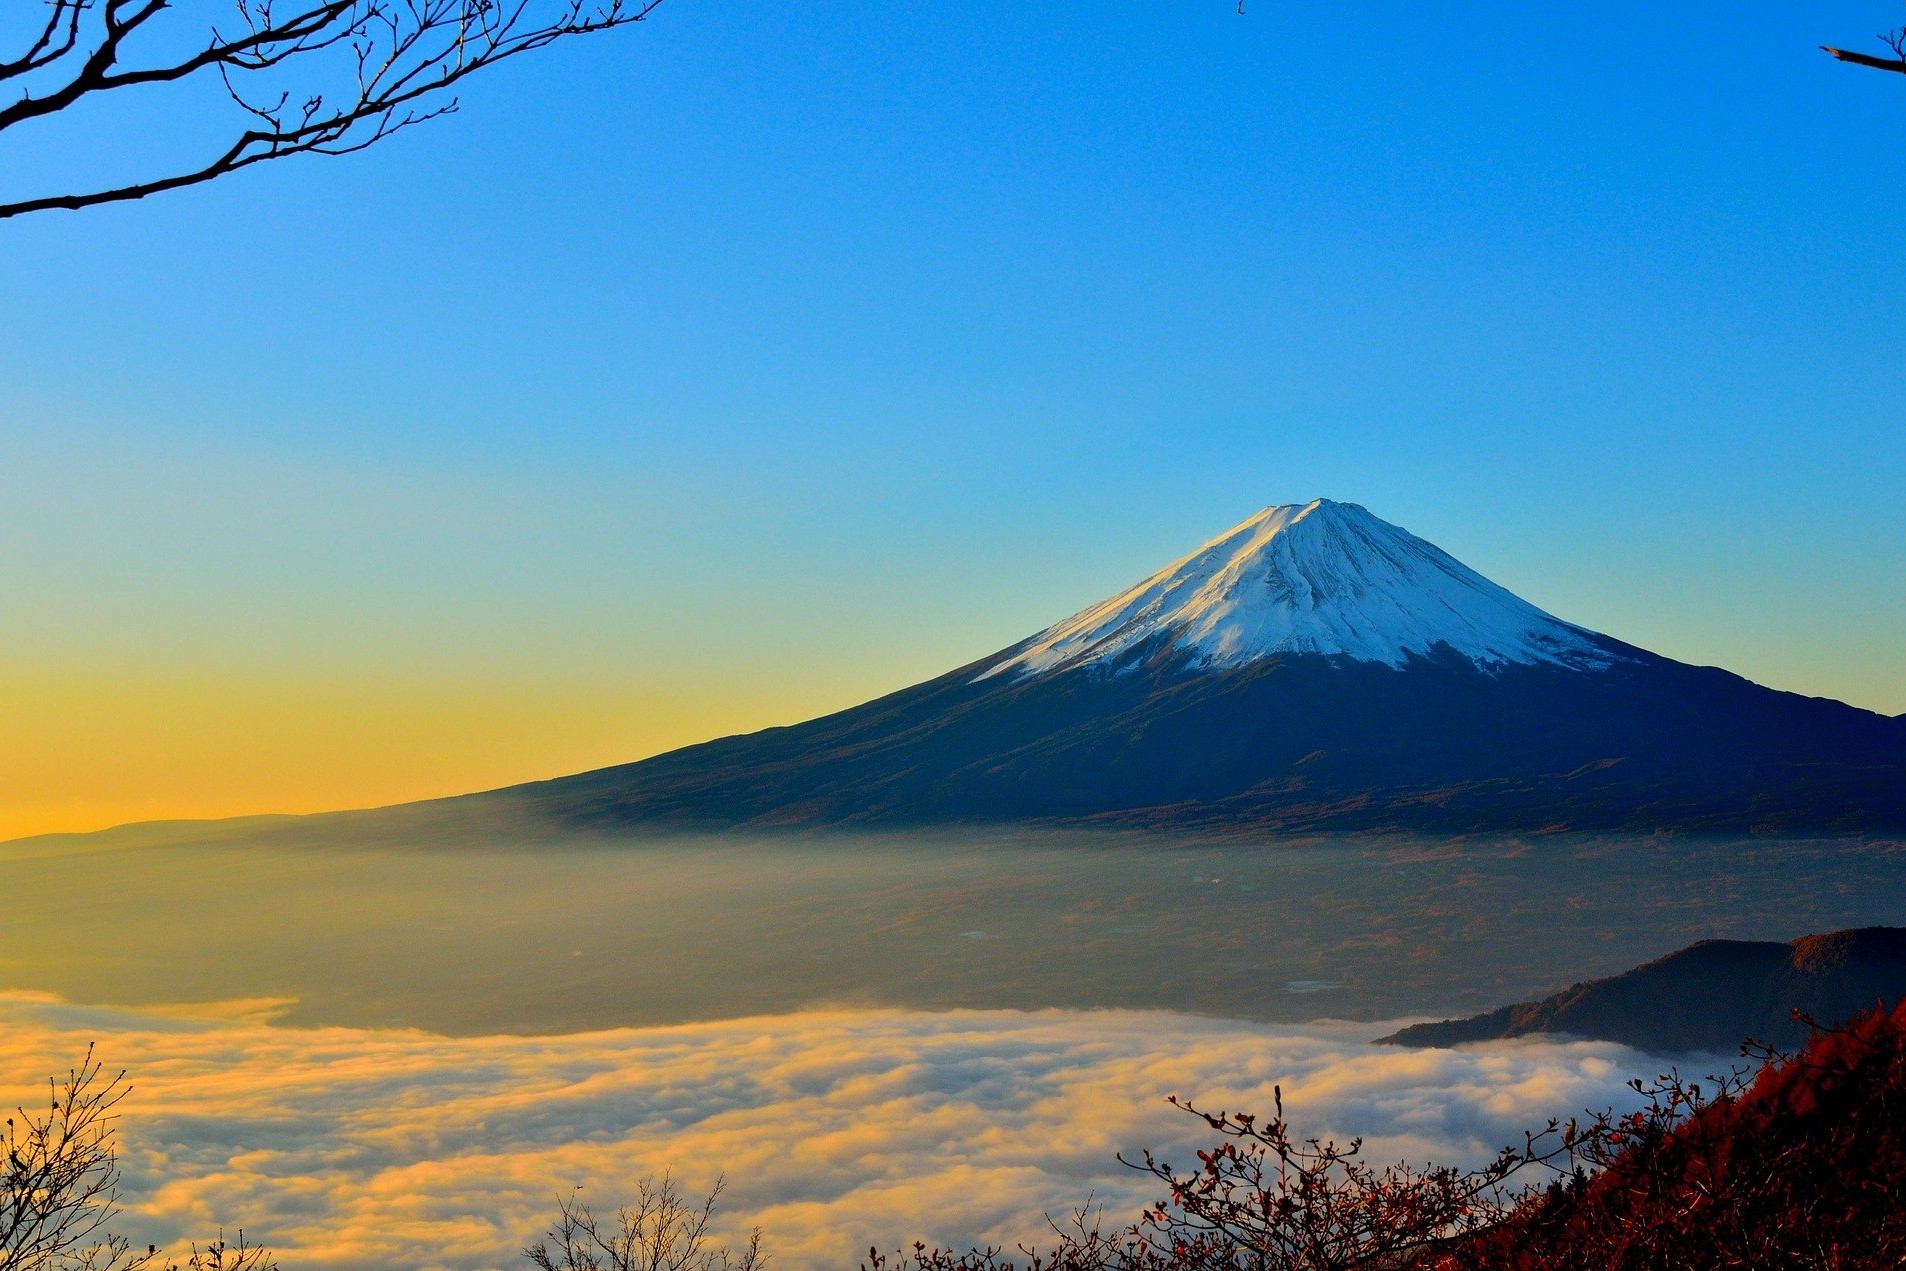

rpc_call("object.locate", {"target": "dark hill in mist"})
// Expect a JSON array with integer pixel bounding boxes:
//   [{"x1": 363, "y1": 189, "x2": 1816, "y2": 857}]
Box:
[{"x1": 1379, "y1": 926, "x2": 1906, "y2": 1053}]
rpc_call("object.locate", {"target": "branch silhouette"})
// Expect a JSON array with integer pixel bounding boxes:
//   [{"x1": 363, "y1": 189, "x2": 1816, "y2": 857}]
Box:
[{"x1": 0, "y1": 0, "x2": 662, "y2": 219}]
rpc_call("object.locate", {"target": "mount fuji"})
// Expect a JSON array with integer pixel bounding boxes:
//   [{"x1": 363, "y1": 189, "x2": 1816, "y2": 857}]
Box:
[
  {"x1": 495, "y1": 500, "x2": 1906, "y2": 835},
  {"x1": 979, "y1": 499, "x2": 1615, "y2": 679}
]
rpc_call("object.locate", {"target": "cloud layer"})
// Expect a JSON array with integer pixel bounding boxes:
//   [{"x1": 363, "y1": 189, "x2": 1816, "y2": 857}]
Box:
[{"x1": 0, "y1": 993, "x2": 1656, "y2": 1270}]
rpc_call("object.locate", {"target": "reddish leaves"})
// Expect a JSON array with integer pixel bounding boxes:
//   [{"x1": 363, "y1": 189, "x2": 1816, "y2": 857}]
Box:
[
  {"x1": 1456, "y1": 1002, "x2": 1906, "y2": 1269},
  {"x1": 873, "y1": 1002, "x2": 1906, "y2": 1271}
]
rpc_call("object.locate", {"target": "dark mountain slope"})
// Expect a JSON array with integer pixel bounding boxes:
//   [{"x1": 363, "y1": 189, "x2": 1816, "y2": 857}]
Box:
[
  {"x1": 488, "y1": 637, "x2": 1906, "y2": 834},
  {"x1": 1380, "y1": 927, "x2": 1906, "y2": 1053},
  {"x1": 473, "y1": 500, "x2": 1906, "y2": 836}
]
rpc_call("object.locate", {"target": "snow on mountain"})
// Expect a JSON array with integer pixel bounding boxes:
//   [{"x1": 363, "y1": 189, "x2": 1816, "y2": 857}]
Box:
[{"x1": 983, "y1": 499, "x2": 1617, "y2": 681}]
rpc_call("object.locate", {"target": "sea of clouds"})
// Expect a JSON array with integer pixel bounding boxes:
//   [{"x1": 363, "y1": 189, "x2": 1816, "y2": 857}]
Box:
[{"x1": 0, "y1": 992, "x2": 1662, "y2": 1271}]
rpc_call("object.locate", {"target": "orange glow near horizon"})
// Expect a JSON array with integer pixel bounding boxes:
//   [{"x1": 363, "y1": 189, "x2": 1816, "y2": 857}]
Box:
[{"x1": 0, "y1": 668, "x2": 858, "y2": 841}]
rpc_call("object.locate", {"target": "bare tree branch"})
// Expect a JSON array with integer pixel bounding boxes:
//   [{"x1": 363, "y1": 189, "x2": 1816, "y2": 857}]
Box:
[
  {"x1": 0, "y1": 1045, "x2": 130, "y2": 1271},
  {"x1": 0, "y1": 0, "x2": 663, "y2": 220},
  {"x1": 1823, "y1": 44, "x2": 1906, "y2": 73},
  {"x1": 1, "y1": 1046, "x2": 281, "y2": 1271},
  {"x1": 1823, "y1": 15, "x2": 1906, "y2": 75},
  {"x1": 0, "y1": 1, "x2": 91, "y2": 82},
  {"x1": 525, "y1": 1174, "x2": 764, "y2": 1271}
]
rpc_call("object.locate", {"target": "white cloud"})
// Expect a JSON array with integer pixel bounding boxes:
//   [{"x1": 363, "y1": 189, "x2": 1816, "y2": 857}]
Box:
[{"x1": 0, "y1": 992, "x2": 1656, "y2": 1271}]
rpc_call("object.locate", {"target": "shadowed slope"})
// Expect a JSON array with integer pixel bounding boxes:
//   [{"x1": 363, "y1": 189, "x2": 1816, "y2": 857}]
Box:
[
  {"x1": 1381, "y1": 927, "x2": 1906, "y2": 1053},
  {"x1": 489, "y1": 638, "x2": 1906, "y2": 834},
  {"x1": 481, "y1": 501, "x2": 1906, "y2": 835}
]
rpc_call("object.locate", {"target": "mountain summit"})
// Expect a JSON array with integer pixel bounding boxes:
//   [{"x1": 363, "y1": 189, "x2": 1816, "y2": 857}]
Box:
[
  {"x1": 985, "y1": 500, "x2": 1612, "y2": 680},
  {"x1": 494, "y1": 502, "x2": 1906, "y2": 835}
]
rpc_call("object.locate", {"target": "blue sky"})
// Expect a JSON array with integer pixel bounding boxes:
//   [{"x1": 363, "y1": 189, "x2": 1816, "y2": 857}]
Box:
[{"x1": 2, "y1": 0, "x2": 1902, "y2": 831}]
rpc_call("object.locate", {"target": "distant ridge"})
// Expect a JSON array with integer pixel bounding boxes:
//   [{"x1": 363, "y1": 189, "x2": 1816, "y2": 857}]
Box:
[
  {"x1": 1379, "y1": 927, "x2": 1906, "y2": 1054},
  {"x1": 489, "y1": 500, "x2": 1906, "y2": 835}
]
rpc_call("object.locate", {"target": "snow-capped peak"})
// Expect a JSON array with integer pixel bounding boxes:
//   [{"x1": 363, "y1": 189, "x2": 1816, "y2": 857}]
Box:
[{"x1": 981, "y1": 499, "x2": 1615, "y2": 681}]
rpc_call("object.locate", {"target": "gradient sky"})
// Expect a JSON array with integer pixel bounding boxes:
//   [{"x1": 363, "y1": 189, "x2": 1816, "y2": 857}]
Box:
[{"x1": 2, "y1": 1, "x2": 1903, "y2": 838}]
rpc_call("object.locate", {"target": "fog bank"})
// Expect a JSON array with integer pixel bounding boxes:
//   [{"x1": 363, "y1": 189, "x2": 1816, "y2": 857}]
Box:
[{"x1": 1, "y1": 992, "x2": 1658, "y2": 1270}]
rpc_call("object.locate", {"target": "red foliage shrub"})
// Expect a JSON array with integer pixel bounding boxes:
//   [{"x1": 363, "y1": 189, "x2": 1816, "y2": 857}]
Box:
[
  {"x1": 1451, "y1": 1000, "x2": 1906, "y2": 1270},
  {"x1": 866, "y1": 1088, "x2": 1583, "y2": 1271},
  {"x1": 872, "y1": 1002, "x2": 1906, "y2": 1271}
]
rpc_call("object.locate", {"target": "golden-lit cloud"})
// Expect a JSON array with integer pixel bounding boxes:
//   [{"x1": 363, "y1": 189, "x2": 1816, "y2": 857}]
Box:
[{"x1": 0, "y1": 993, "x2": 1654, "y2": 1270}]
